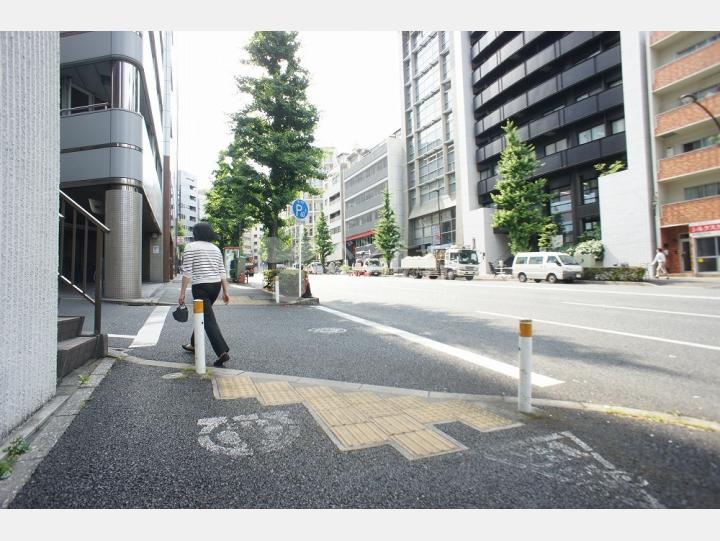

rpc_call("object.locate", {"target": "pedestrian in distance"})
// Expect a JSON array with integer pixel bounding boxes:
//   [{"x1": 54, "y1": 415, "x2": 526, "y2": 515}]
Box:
[
  {"x1": 651, "y1": 247, "x2": 669, "y2": 280},
  {"x1": 178, "y1": 222, "x2": 231, "y2": 367}
]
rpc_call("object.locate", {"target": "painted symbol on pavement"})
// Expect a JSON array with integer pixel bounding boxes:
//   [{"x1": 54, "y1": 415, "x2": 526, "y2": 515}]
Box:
[
  {"x1": 308, "y1": 327, "x2": 347, "y2": 334},
  {"x1": 197, "y1": 410, "x2": 300, "y2": 457}
]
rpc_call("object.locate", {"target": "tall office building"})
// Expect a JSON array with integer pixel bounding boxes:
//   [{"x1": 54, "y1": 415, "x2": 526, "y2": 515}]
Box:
[
  {"x1": 176, "y1": 169, "x2": 200, "y2": 244},
  {"x1": 451, "y1": 31, "x2": 655, "y2": 267},
  {"x1": 401, "y1": 32, "x2": 465, "y2": 254},
  {"x1": 648, "y1": 31, "x2": 720, "y2": 275},
  {"x1": 59, "y1": 31, "x2": 175, "y2": 298}
]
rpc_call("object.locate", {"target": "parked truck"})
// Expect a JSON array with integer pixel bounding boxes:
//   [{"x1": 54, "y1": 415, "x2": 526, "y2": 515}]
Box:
[{"x1": 400, "y1": 245, "x2": 480, "y2": 280}]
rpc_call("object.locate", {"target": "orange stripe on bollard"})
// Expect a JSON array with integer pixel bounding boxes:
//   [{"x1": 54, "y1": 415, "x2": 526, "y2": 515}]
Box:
[
  {"x1": 194, "y1": 299, "x2": 203, "y2": 313},
  {"x1": 519, "y1": 319, "x2": 533, "y2": 337}
]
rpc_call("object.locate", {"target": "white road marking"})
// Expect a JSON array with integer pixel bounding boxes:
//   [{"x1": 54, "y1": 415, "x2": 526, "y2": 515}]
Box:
[
  {"x1": 129, "y1": 306, "x2": 171, "y2": 348},
  {"x1": 475, "y1": 309, "x2": 720, "y2": 352},
  {"x1": 314, "y1": 305, "x2": 563, "y2": 387},
  {"x1": 108, "y1": 334, "x2": 136, "y2": 339},
  {"x1": 197, "y1": 411, "x2": 300, "y2": 457},
  {"x1": 562, "y1": 301, "x2": 720, "y2": 319}
]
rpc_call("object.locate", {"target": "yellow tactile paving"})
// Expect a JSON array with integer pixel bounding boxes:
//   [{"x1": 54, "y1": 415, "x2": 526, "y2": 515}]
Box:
[
  {"x1": 210, "y1": 375, "x2": 520, "y2": 460},
  {"x1": 370, "y1": 414, "x2": 425, "y2": 436},
  {"x1": 342, "y1": 391, "x2": 382, "y2": 405},
  {"x1": 304, "y1": 395, "x2": 351, "y2": 411},
  {"x1": 402, "y1": 403, "x2": 458, "y2": 424},
  {"x1": 255, "y1": 381, "x2": 302, "y2": 406},
  {"x1": 392, "y1": 429, "x2": 463, "y2": 459},
  {"x1": 355, "y1": 400, "x2": 402, "y2": 418},
  {"x1": 214, "y1": 376, "x2": 258, "y2": 400},
  {"x1": 331, "y1": 422, "x2": 387, "y2": 449},
  {"x1": 313, "y1": 407, "x2": 369, "y2": 427},
  {"x1": 295, "y1": 386, "x2": 339, "y2": 400},
  {"x1": 384, "y1": 396, "x2": 427, "y2": 409}
]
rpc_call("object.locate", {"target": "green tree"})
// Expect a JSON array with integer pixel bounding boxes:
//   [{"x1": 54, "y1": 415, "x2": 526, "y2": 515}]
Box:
[
  {"x1": 314, "y1": 212, "x2": 333, "y2": 268},
  {"x1": 227, "y1": 31, "x2": 325, "y2": 269},
  {"x1": 176, "y1": 219, "x2": 187, "y2": 239},
  {"x1": 491, "y1": 120, "x2": 551, "y2": 254},
  {"x1": 204, "y1": 149, "x2": 255, "y2": 250},
  {"x1": 300, "y1": 225, "x2": 314, "y2": 264},
  {"x1": 374, "y1": 188, "x2": 402, "y2": 269}
]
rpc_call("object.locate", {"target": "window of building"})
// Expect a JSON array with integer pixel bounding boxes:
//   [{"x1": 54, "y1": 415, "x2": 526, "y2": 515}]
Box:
[
  {"x1": 407, "y1": 136, "x2": 415, "y2": 160},
  {"x1": 582, "y1": 216, "x2": 601, "y2": 232},
  {"x1": 418, "y1": 150, "x2": 444, "y2": 185},
  {"x1": 448, "y1": 172, "x2": 456, "y2": 195},
  {"x1": 404, "y1": 85, "x2": 412, "y2": 107},
  {"x1": 190, "y1": 195, "x2": 196, "y2": 201},
  {"x1": 417, "y1": 94, "x2": 441, "y2": 128},
  {"x1": 442, "y1": 82, "x2": 452, "y2": 111},
  {"x1": 415, "y1": 64, "x2": 440, "y2": 101},
  {"x1": 607, "y1": 77, "x2": 622, "y2": 88},
  {"x1": 403, "y1": 60, "x2": 411, "y2": 83},
  {"x1": 408, "y1": 163, "x2": 415, "y2": 188},
  {"x1": 439, "y1": 31, "x2": 448, "y2": 51},
  {"x1": 417, "y1": 121, "x2": 442, "y2": 157},
  {"x1": 582, "y1": 178, "x2": 598, "y2": 205},
  {"x1": 544, "y1": 138, "x2": 568, "y2": 156},
  {"x1": 446, "y1": 145, "x2": 455, "y2": 172},
  {"x1": 406, "y1": 111, "x2": 413, "y2": 133},
  {"x1": 683, "y1": 136, "x2": 716, "y2": 153},
  {"x1": 578, "y1": 124, "x2": 606, "y2": 145},
  {"x1": 444, "y1": 111, "x2": 453, "y2": 142},
  {"x1": 675, "y1": 33, "x2": 720, "y2": 59},
  {"x1": 576, "y1": 84, "x2": 603, "y2": 101},
  {"x1": 415, "y1": 34, "x2": 438, "y2": 75},
  {"x1": 611, "y1": 118, "x2": 625, "y2": 134},
  {"x1": 684, "y1": 181, "x2": 720, "y2": 201},
  {"x1": 441, "y1": 53, "x2": 451, "y2": 81},
  {"x1": 409, "y1": 189, "x2": 416, "y2": 210},
  {"x1": 696, "y1": 236, "x2": 720, "y2": 272},
  {"x1": 549, "y1": 187, "x2": 573, "y2": 243},
  {"x1": 479, "y1": 166, "x2": 497, "y2": 181}
]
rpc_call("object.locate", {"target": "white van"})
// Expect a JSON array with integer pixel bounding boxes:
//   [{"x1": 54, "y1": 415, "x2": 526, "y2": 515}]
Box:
[{"x1": 512, "y1": 252, "x2": 583, "y2": 283}]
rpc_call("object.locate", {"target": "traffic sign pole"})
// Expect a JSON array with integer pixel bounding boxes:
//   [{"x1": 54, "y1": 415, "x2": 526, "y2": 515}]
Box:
[
  {"x1": 291, "y1": 199, "x2": 309, "y2": 299},
  {"x1": 298, "y1": 221, "x2": 303, "y2": 298}
]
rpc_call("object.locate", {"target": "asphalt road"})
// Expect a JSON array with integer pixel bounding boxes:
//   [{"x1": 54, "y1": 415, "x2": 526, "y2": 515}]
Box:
[
  {"x1": 21, "y1": 276, "x2": 719, "y2": 508},
  {"x1": 308, "y1": 274, "x2": 720, "y2": 422}
]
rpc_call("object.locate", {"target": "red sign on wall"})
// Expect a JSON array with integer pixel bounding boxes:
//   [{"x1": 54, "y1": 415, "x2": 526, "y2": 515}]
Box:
[{"x1": 689, "y1": 222, "x2": 720, "y2": 234}]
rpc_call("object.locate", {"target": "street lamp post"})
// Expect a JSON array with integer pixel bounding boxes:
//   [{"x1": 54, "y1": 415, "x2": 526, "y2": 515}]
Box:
[{"x1": 681, "y1": 93, "x2": 720, "y2": 135}]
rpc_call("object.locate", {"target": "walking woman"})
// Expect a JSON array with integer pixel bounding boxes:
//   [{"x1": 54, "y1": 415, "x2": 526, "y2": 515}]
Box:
[{"x1": 178, "y1": 222, "x2": 231, "y2": 367}]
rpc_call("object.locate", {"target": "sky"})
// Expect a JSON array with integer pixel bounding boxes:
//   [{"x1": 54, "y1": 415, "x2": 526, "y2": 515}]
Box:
[{"x1": 174, "y1": 31, "x2": 402, "y2": 190}]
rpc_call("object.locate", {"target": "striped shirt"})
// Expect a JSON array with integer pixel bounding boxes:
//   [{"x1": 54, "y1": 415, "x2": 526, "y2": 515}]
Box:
[{"x1": 181, "y1": 241, "x2": 227, "y2": 284}]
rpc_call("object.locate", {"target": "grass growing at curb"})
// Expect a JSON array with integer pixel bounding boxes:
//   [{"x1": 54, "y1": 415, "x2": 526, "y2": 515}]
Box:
[
  {"x1": 180, "y1": 366, "x2": 213, "y2": 380},
  {"x1": 78, "y1": 374, "x2": 90, "y2": 385},
  {"x1": 0, "y1": 437, "x2": 31, "y2": 480}
]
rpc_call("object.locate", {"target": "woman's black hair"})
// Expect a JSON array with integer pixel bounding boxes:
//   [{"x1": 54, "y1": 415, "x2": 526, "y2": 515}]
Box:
[{"x1": 192, "y1": 221, "x2": 219, "y2": 242}]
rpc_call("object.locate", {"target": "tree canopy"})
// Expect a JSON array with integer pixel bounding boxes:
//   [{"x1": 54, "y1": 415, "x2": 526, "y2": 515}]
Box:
[
  {"x1": 491, "y1": 121, "x2": 551, "y2": 254},
  {"x1": 226, "y1": 31, "x2": 325, "y2": 258},
  {"x1": 374, "y1": 188, "x2": 402, "y2": 269}
]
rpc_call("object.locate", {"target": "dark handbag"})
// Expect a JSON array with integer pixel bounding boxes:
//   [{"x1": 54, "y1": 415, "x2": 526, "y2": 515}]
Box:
[{"x1": 172, "y1": 303, "x2": 188, "y2": 322}]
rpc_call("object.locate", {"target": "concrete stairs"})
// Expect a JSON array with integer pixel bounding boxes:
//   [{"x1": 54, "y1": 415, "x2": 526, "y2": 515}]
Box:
[{"x1": 57, "y1": 316, "x2": 107, "y2": 381}]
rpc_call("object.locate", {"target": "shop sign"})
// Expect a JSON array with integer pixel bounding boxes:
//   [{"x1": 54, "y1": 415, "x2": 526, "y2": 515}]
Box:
[{"x1": 689, "y1": 221, "x2": 720, "y2": 236}]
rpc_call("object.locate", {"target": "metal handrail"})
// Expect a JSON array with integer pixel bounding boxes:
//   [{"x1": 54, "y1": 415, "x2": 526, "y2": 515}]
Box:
[{"x1": 59, "y1": 189, "x2": 110, "y2": 335}]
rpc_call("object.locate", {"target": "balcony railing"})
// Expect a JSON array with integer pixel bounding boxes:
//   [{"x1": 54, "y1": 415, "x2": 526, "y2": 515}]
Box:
[
  {"x1": 653, "y1": 40, "x2": 720, "y2": 92},
  {"x1": 661, "y1": 195, "x2": 720, "y2": 227},
  {"x1": 658, "y1": 145, "x2": 720, "y2": 181},
  {"x1": 655, "y1": 93, "x2": 720, "y2": 136}
]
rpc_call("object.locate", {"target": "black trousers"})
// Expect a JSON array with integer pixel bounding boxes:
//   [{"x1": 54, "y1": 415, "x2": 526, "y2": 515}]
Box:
[{"x1": 189, "y1": 282, "x2": 229, "y2": 357}]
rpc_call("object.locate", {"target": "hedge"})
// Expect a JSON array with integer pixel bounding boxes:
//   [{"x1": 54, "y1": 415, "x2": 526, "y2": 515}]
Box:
[
  {"x1": 581, "y1": 267, "x2": 646, "y2": 282},
  {"x1": 263, "y1": 268, "x2": 308, "y2": 296}
]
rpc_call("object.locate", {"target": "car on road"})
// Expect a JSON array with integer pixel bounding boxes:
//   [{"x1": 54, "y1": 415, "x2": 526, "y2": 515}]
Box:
[
  {"x1": 364, "y1": 258, "x2": 383, "y2": 276},
  {"x1": 512, "y1": 251, "x2": 583, "y2": 283}
]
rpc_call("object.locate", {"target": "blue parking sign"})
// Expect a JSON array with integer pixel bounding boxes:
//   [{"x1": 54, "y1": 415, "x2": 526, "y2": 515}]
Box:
[{"x1": 291, "y1": 199, "x2": 309, "y2": 220}]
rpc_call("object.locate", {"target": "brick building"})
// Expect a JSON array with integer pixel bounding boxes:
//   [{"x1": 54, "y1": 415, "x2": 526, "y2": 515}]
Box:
[{"x1": 649, "y1": 31, "x2": 720, "y2": 275}]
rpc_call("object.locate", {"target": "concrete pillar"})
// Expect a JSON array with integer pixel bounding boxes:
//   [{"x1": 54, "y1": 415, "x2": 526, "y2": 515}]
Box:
[
  {"x1": 104, "y1": 186, "x2": 143, "y2": 299},
  {"x1": 0, "y1": 31, "x2": 59, "y2": 440}
]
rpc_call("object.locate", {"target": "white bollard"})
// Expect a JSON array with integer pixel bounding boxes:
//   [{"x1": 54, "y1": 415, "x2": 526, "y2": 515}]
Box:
[
  {"x1": 193, "y1": 299, "x2": 206, "y2": 375},
  {"x1": 275, "y1": 275, "x2": 280, "y2": 304},
  {"x1": 518, "y1": 319, "x2": 533, "y2": 413}
]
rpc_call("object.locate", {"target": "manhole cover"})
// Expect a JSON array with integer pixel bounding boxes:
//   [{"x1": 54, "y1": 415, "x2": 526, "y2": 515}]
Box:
[{"x1": 308, "y1": 327, "x2": 347, "y2": 334}]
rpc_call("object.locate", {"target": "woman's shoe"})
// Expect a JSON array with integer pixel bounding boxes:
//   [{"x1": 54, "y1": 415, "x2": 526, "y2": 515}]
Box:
[
  {"x1": 182, "y1": 344, "x2": 194, "y2": 353},
  {"x1": 213, "y1": 352, "x2": 230, "y2": 367}
]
